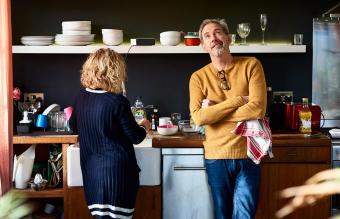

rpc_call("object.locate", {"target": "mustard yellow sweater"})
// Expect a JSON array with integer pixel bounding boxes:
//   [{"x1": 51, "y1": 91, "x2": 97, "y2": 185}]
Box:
[{"x1": 189, "y1": 57, "x2": 267, "y2": 159}]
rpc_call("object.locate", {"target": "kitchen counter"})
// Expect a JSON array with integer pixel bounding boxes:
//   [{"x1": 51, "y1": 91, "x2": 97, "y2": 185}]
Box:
[
  {"x1": 13, "y1": 130, "x2": 331, "y2": 148},
  {"x1": 151, "y1": 131, "x2": 331, "y2": 148}
]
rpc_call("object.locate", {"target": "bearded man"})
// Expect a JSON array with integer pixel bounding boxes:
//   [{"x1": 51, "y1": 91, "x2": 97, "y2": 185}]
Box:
[{"x1": 189, "y1": 18, "x2": 267, "y2": 219}]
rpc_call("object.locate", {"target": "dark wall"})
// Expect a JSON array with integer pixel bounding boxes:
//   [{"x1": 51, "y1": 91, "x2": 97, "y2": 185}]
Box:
[{"x1": 11, "y1": 0, "x2": 339, "y2": 119}]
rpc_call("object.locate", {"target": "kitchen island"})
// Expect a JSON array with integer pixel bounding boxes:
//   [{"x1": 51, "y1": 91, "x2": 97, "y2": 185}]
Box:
[{"x1": 13, "y1": 132, "x2": 331, "y2": 219}]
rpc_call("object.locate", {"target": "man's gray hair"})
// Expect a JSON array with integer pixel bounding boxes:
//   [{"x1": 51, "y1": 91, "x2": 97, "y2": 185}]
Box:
[{"x1": 199, "y1": 18, "x2": 229, "y2": 41}]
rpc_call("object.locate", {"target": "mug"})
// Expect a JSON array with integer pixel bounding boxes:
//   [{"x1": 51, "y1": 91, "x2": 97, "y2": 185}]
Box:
[{"x1": 159, "y1": 117, "x2": 172, "y2": 126}]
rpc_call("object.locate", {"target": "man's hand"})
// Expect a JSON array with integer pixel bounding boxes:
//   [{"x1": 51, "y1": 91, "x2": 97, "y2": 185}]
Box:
[
  {"x1": 242, "y1": 96, "x2": 249, "y2": 103},
  {"x1": 201, "y1": 99, "x2": 216, "y2": 108}
]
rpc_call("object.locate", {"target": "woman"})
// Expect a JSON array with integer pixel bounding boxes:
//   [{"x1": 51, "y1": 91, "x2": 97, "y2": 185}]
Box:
[{"x1": 70, "y1": 48, "x2": 151, "y2": 219}]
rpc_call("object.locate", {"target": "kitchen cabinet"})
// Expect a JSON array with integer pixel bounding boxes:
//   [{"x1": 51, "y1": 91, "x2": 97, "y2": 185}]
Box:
[
  {"x1": 12, "y1": 44, "x2": 306, "y2": 54},
  {"x1": 256, "y1": 163, "x2": 329, "y2": 219},
  {"x1": 255, "y1": 143, "x2": 331, "y2": 219},
  {"x1": 13, "y1": 134, "x2": 77, "y2": 216},
  {"x1": 64, "y1": 186, "x2": 161, "y2": 219},
  {"x1": 134, "y1": 186, "x2": 162, "y2": 219}
]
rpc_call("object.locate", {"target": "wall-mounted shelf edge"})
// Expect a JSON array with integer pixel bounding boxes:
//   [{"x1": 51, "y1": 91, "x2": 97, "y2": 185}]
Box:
[{"x1": 12, "y1": 43, "x2": 306, "y2": 54}]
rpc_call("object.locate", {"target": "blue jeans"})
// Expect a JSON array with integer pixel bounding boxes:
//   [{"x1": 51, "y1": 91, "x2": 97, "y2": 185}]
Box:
[{"x1": 205, "y1": 159, "x2": 261, "y2": 219}]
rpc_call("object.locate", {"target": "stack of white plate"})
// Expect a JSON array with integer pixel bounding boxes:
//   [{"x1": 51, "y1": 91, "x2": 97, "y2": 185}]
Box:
[
  {"x1": 21, "y1": 36, "x2": 54, "y2": 46},
  {"x1": 56, "y1": 21, "x2": 94, "y2": 46}
]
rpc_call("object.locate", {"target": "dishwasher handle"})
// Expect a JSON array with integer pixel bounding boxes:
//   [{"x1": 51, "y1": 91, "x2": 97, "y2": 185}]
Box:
[{"x1": 173, "y1": 166, "x2": 206, "y2": 171}]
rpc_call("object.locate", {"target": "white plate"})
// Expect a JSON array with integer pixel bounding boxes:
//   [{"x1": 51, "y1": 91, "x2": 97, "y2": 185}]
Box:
[
  {"x1": 55, "y1": 41, "x2": 93, "y2": 46},
  {"x1": 55, "y1": 34, "x2": 95, "y2": 42},
  {"x1": 62, "y1": 30, "x2": 91, "y2": 35},
  {"x1": 62, "y1": 21, "x2": 91, "y2": 31},
  {"x1": 21, "y1": 36, "x2": 54, "y2": 41},
  {"x1": 21, "y1": 40, "x2": 53, "y2": 46}
]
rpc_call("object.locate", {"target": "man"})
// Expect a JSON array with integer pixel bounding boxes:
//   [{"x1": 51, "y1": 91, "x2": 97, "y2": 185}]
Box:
[{"x1": 189, "y1": 19, "x2": 267, "y2": 219}]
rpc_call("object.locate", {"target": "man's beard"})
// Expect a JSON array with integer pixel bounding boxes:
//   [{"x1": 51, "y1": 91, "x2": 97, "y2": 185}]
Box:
[{"x1": 212, "y1": 42, "x2": 227, "y2": 57}]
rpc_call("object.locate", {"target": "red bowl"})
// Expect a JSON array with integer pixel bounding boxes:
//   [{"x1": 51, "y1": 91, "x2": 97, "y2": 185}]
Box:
[{"x1": 184, "y1": 38, "x2": 200, "y2": 46}]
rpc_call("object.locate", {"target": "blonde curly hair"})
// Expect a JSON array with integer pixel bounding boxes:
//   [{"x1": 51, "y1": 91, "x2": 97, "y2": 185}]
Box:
[{"x1": 80, "y1": 48, "x2": 126, "y2": 93}]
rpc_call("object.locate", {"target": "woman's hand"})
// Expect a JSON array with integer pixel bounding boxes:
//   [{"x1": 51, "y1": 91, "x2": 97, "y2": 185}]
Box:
[{"x1": 139, "y1": 119, "x2": 151, "y2": 132}]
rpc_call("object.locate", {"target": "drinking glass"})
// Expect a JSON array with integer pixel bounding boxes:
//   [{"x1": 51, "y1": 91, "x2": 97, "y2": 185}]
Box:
[
  {"x1": 229, "y1": 34, "x2": 236, "y2": 45},
  {"x1": 55, "y1": 112, "x2": 66, "y2": 132},
  {"x1": 260, "y1": 14, "x2": 268, "y2": 44},
  {"x1": 171, "y1": 113, "x2": 181, "y2": 126},
  {"x1": 237, "y1": 23, "x2": 251, "y2": 45},
  {"x1": 49, "y1": 112, "x2": 60, "y2": 131},
  {"x1": 178, "y1": 120, "x2": 190, "y2": 132}
]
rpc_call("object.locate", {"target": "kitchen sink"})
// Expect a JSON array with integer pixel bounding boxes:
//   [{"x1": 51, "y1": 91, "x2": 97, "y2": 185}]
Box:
[
  {"x1": 67, "y1": 138, "x2": 160, "y2": 186},
  {"x1": 135, "y1": 147, "x2": 161, "y2": 186},
  {"x1": 134, "y1": 138, "x2": 152, "y2": 147},
  {"x1": 134, "y1": 139, "x2": 161, "y2": 186}
]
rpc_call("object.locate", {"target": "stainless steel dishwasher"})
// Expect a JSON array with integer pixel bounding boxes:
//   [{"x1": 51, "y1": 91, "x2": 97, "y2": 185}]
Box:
[{"x1": 162, "y1": 148, "x2": 214, "y2": 219}]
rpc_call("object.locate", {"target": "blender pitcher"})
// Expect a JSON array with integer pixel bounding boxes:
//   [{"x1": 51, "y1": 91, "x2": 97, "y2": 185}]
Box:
[{"x1": 12, "y1": 144, "x2": 36, "y2": 189}]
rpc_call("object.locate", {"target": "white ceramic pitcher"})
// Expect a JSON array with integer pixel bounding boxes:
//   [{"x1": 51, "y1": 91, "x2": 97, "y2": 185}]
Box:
[{"x1": 12, "y1": 144, "x2": 36, "y2": 189}]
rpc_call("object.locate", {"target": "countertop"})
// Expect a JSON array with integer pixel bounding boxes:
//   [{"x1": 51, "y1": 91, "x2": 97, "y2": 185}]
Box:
[
  {"x1": 151, "y1": 131, "x2": 331, "y2": 148},
  {"x1": 13, "y1": 130, "x2": 331, "y2": 148}
]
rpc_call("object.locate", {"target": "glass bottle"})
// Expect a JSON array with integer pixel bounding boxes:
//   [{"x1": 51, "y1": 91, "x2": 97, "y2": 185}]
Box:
[
  {"x1": 299, "y1": 98, "x2": 312, "y2": 134},
  {"x1": 151, "y1": 107, "x2": 160, "y2": 131},
  {"x1": 133, "y1": 96, "x2": 146, "y2": 123}
]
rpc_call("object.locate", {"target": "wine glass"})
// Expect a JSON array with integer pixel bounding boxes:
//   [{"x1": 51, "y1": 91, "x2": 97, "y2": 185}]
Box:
[
  {"x1": 260, "y1": 14, "x2": 268, "y2": 44},
  {"x1": 237, "y1": 23, "x2": 251, "y2": 45}
]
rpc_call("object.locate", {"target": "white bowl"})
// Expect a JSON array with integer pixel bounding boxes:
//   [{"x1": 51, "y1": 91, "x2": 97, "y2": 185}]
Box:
[
  {"x1": 157, "y1": 125, "x2": 178, "y2": 136},
  {"x1": 62, "y1": 21, "x2": 91, "y2": 30},
  {"x1": 103, "y1": 35, "x2": 123, "y2": 46},
  {"x1": 102, "y1": 29, "x2": 123, "y2": 35},
  {"x1": 160, "y1": 37, "x2": 181, "y2": 46},
  {"x1": 103, "y1": 33, "x2": 123, "y2": 39},
  {"x1": 160, "y1": 31, "x2": 181, "y2": 38},
  {"x1": 62, "y1": 30, "x2": 91, "y2": 35}
]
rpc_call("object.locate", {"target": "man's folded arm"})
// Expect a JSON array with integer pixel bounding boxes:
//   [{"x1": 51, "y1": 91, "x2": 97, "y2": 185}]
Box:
[
  {"x1": 189, "y1": 74, "x2": 245, "y2": 126},
  {"x1": 224, "y1": 61, "x2": 267, "y2": 122}
]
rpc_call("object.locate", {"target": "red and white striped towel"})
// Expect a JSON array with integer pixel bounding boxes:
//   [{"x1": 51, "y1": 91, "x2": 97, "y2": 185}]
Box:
[{"x1": 232, "y1": 119, "x2": 273, "y2": 164}]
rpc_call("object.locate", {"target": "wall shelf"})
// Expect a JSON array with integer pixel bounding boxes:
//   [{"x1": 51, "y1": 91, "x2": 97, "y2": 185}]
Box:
[
  {"x1": 13, "y1": 134, "x2": 78, "y2": 144},
  {"x1": 12, "y1": 43, "x2": 306, "y2": 54},
  {"x1": 14, "y1": 188, "x2": 64, "y2": 198}
]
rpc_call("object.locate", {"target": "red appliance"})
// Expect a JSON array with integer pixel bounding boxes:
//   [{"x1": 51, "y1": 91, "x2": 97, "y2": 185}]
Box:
[{"x1": 284, "y1": 103, "x2": 321, "y2": 131}]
